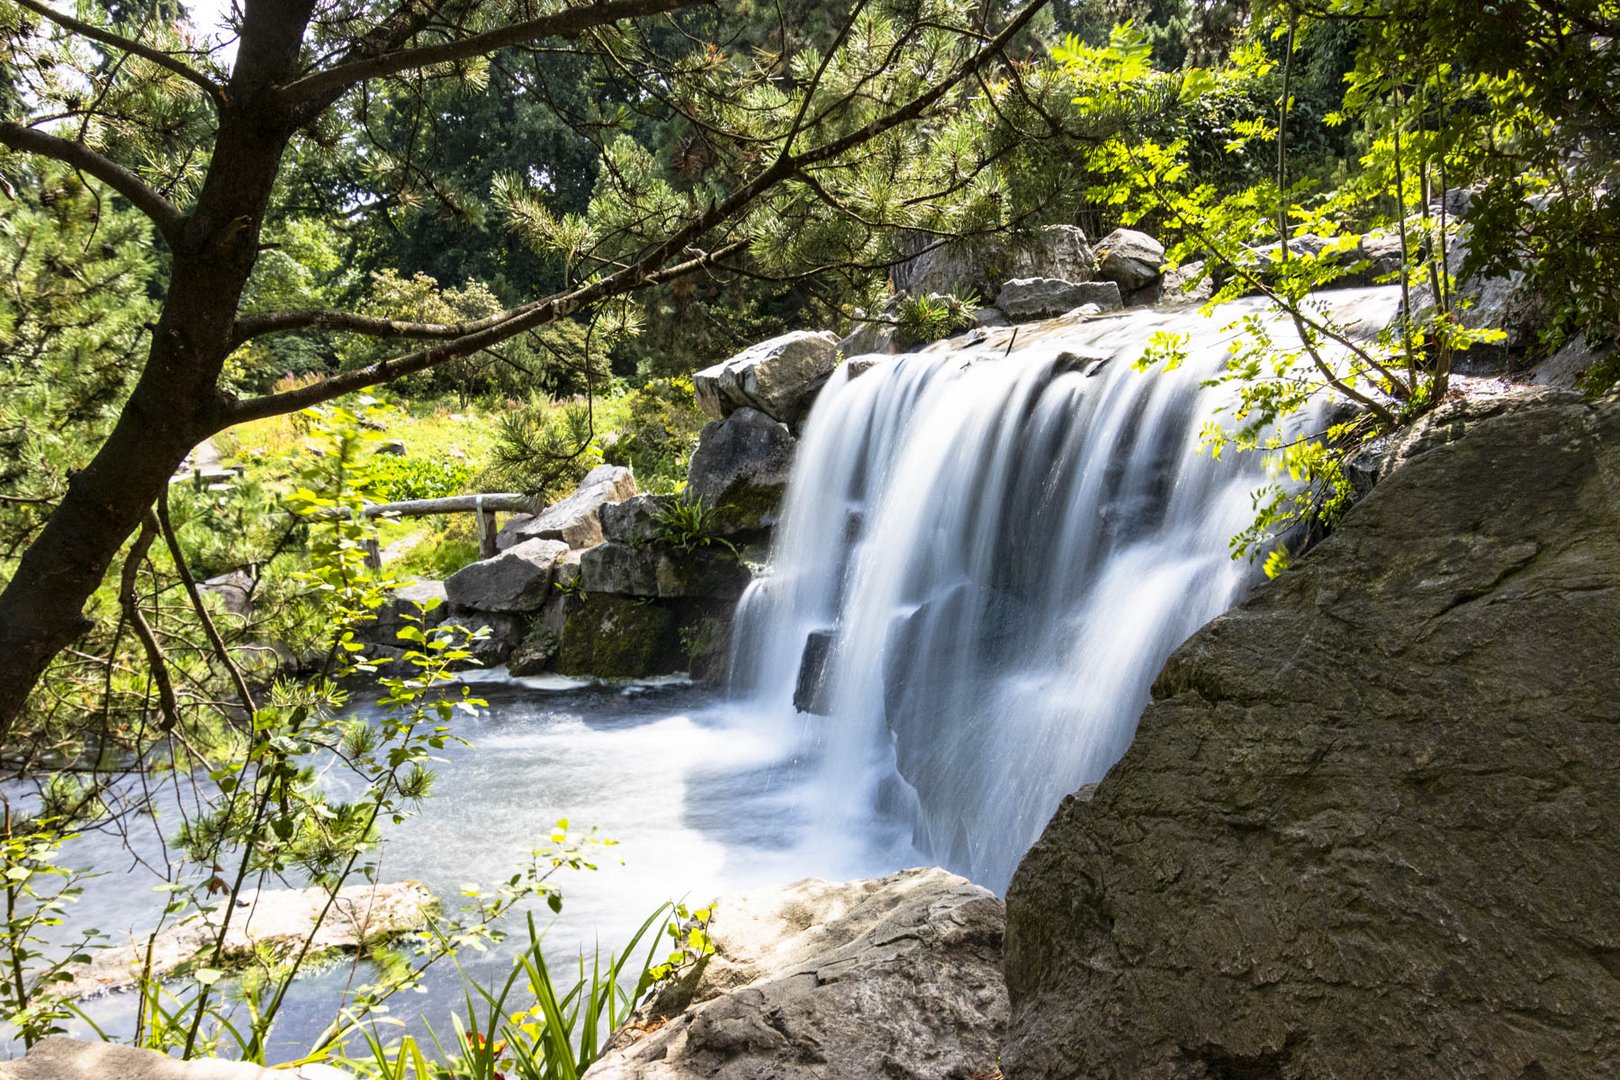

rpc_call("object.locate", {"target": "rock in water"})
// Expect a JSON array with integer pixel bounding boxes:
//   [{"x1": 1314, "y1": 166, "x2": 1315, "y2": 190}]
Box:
[
  {"x1": 591, "y1": 867, "x2": 1008, "y2": 1080},
  {"x1": 1093, "y1": 228, "x2": 1166, "y2": 291},
  {"x1": 497, "y1": 464, "x2": 637, "y2": 551},
  {"x1": 55, "y1": 882, "x2": 435, "y2": 1000},
  {"x1": 0, "y1": 1038, "x2": 354, "y2": 1078},
  {"x1": 1003, "y1": 390, "x2": 1620, "y2": 1078},
  {"x1": 994, "y1": 278, "x2": 1122, "y2": 320},
  {"x1": 444, "y1": 537, "x2": 568, "y2": 612},
  {"x1": 693, "y1": 331, "x2": 841, "y2": 427}
]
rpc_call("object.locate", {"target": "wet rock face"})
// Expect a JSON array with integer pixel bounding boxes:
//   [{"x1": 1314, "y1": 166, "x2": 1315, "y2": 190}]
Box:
[
  {"x1": 1003, "y1": 391, "x2": 1620, "y2": 1079},
  {"x1": 590, "y1": 867, "x2": 1008, "y2": 1080}
]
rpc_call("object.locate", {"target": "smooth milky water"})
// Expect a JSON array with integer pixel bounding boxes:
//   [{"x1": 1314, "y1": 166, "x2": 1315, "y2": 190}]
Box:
[{"x1": 729, "y1": 287, "x2": 1401, "y2": 891}]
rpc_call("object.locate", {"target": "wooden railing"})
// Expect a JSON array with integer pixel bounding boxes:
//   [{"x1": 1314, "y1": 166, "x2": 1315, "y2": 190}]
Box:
[{"x1": 315, "y1": 493, "x2": 534, "y2": 564}]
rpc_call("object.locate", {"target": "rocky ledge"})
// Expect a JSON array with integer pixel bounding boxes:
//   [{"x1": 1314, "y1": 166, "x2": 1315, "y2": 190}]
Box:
[
  {"x1": 1003, "y1": 389, "x2": 1620, "y2": 1078},
  {"x1": 589, "y1": 867, "x2": 1008, "y2": 1080},
  {"x1": 0, "y1": 1039, "x2": 350, "y2": 1079},
  {"x1": 57, "y1": 881, "x2": 435, "y2": 999}
]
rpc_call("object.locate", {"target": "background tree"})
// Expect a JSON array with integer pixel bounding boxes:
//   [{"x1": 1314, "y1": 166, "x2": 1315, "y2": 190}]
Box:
[{"x1": 0, "y1": 0, "x2": 1055, "y2": 732}]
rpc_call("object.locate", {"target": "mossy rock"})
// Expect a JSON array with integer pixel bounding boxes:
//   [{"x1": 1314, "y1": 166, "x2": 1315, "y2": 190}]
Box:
[{"x1": 555, "y1": 595, "x2": 681, "y2": 678}]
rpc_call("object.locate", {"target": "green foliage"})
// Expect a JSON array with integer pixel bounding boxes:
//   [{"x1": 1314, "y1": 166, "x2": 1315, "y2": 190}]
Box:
[
  {"x1": 369, "y1": 456, "x2": 476, "y2": 503},
  {"x1": 334, "y1": 904, "x2": 683, "y2": 1080},
  {"x1": 0, "y1": 159, "x2": 158, "y2": 563},
  {"x1": 651, "y1": 495, "x2": 737, "y2": 559},
  {"x1": 893, "y1": 292, "x2": 982, "y2": 347},
  {"x1": 598, "y1": 378, "x2": 706, "y2": 494},
  {"x1": 0, "y1": 810, "x2": 103, "y2": 1047},
  {"x1": 481, "y1": 401, "x2": 603, "y2": 503},
  {"x1": 1061, "y1": 18, "x2": 1517, "y2": 568}
]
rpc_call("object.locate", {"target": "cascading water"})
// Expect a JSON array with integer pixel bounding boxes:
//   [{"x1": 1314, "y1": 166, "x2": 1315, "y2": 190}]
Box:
[{"x1": 728, "y1": 287, "x2": 1401, "y2": 892}]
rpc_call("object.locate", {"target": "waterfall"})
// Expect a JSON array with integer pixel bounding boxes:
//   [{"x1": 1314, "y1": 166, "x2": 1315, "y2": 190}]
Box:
[{"x1": 727, "y1": 287, "x2": 1400, "y2": 892}]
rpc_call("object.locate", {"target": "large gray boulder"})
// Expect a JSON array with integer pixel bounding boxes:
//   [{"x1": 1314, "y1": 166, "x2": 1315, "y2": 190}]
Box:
[
  {"x1": 1093, "y1": 228, "x2": 1166, "y2": 291},
  {"x1": 995, "y1": 278, "x2": 1122, "y2": 320},
  {"x1": 444, "y1": 537, "x2": 568, "y2": 612},
  {"x1": 581, "y1": 542, "x2": 751, "y2": 601},
  {"x1": 892, "y1": 225, "x2": 1097, "y2": 298},
  {"x1": 1003, "y1": 390, "x2": 1620, "y2": 1079},
  {"x1": 600, "y1": 494, "x2": 674, "y2": 547},
  {"x1": 694, "y1": 331, "x2": 840, "y2": 427},
  {"x1": 590, "y1": 867, "x2": 1007, "y2": 1080},
  {"x1": 496, "y1": 465, "x2": 637, "y2": 551},
  {"x1": 686, "y1": 407, "x2": 796, "y2": 536}
]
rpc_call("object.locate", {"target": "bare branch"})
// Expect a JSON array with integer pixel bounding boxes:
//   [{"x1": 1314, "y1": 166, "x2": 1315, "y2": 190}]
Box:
[
  {"x1": 281, "y1": 0, "x2": 710, "y2": 104},
  {"x1": 229, "y1": 309, "x2": 472, "y2": 348},
  {"x1": 11, "y1": 0, "x2": 226, "y2": 106},
  {"x1": 0, "y1": 123, "x2": 186, "y2": 243}
]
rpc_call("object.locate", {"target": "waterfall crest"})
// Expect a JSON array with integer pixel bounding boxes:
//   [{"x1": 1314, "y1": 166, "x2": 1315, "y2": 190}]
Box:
[{"x1": 728, "y1": 288, "x2": 1399, "y2": 892}]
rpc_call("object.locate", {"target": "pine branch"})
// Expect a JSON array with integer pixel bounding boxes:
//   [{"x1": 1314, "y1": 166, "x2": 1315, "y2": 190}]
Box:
[
  {"x1": 225, "y1": 0, "x2": 1048, "y2": 425},
  {"x1": 221, "y1": 240, "x2": 747, "y2": 425},
  {"x1": 11, "y1": 0, "x2": 226, "y2": 106},
  {"x1": 0, "y1": 124, "x2": 186, "y2": 244},
  {"x1": 280, "y1": 0, "x2": 710, "y2": 105}
]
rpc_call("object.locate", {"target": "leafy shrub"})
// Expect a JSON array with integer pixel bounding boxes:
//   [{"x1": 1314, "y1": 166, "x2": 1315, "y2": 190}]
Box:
[
  {"x1": 599, "y1": 378, "x2": 706, "y2": 494},
  {"x1": 652, "y1": 495, "x2": 736, "y2": 557},
  {"x1": 368, "y1": 455, "x2": 475, "y2": 502}
]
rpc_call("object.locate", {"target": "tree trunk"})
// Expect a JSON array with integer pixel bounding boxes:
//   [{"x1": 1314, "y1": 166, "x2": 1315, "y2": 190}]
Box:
[{"x1": 0, "y1": 0, "x2": 317, "y2": 738}]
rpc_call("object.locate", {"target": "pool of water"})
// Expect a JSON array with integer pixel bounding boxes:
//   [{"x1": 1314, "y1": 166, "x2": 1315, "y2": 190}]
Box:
[{"x1": 50, "y1": 671, "x2": 919, "y2": 1062}]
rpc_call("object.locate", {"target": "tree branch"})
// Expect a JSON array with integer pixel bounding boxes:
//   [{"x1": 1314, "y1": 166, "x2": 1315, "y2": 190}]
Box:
[
  {"x1": 222, "y1": 240, "x2": 747, "y2": 424},
  {"x1": 280, "y1": 0, "x2": 709, "y2": 104},
  {"x1": 0, "y1": 124, "x2": 185, "y2": 244},
  {"x1": 11, "y1": 0, "x2": 226, "y2": 106},
  {"x1": 229, "y1": 309, "x2": 474, "y2": 349},
  {"x1": 226, "y1": 0, "x2": 1047, "y2": 424}
]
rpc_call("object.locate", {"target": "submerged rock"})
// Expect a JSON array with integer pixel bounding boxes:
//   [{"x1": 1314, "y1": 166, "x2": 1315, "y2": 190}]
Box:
[
  {"x1": 590, "y1": 867, "x2": 1007, "y2": 1080},
  {"x1": 1003, "y1": 390, "x2": 1620, "y2": 1078},
  {"x1": 694, "y1": 330, "x2": 841, "y2": 428},
  {"x1": 496, "y1": 464, "x2": 637, "y2": 551},
  {"x1": 56, "y1": 882, "x2": 435, "y2": 1000}
]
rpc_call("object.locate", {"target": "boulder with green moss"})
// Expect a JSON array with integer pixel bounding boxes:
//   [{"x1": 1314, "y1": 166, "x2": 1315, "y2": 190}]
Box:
[{"x1": 554, "y1": 595, "x2": 681, "y2": 678}]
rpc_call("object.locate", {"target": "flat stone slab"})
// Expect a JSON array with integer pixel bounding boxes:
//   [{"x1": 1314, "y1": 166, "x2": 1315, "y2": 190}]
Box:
[
  {"x1": 56, "y1": 881, "x2": 435, "y2": 999},
  {"x1": 0, "y1": 1038, "x2": 351, "y2": 1079}
]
